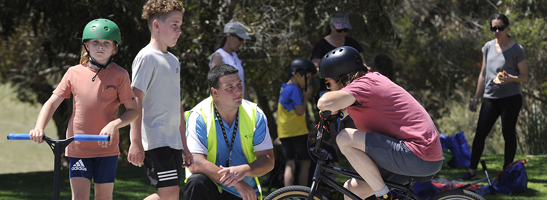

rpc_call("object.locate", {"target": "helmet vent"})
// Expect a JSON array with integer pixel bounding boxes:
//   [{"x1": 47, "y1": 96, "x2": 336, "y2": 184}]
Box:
[
  {"x1": 91, "y1": 26, "x2": 96, "y2": 31},
  {"x1": 104, "y1": 27, "x2": 109, "y2": 31},
  {"x1": 339, "y1": 48, "x2": 344, "y2": 52}
]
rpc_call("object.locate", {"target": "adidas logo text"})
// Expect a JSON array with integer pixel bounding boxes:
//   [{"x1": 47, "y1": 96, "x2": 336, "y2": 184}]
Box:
[{"x1": 71, "y1": 159, "x2": 87, "y2": 171}]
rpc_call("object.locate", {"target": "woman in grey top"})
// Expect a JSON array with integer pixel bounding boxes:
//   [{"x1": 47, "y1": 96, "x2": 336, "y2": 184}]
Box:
[{"x1": 460, "y1": 13, "x2": 528, "y2": 180}]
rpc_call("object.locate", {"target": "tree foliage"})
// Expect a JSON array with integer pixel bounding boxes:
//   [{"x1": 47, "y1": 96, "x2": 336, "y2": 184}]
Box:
[{"x1": 1, "y1": 0, "x2": 546, "y2": 157}]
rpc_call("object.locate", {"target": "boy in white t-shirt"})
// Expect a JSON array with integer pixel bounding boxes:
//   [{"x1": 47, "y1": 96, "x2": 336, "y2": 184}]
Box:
[{"x1": 128, "y1": 0, "x2": 192, "y2": 199}]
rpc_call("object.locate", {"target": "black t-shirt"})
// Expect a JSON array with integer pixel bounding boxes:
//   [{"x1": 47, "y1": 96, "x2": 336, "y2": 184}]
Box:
[{"x1": 311, "y1": 37, "x2": 364, "y2": 91}]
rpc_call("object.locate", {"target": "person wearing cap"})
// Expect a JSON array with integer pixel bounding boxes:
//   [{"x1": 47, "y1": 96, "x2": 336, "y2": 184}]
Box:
[
  {"x1": 276, "y1": 58, "x2": 316, "y2": 187},
  {"x1": 29, "y1": 18, "x2": 139, "y2": 200},
  {"x1": 209, "y1": 22, "x2": 251, "y2": 100},
  {"x1": 317, "y1": 46, "x2": 443, "y2": 200},
  {"x1": 311, "y1": 11, "x2": 366, "y2": 98}
]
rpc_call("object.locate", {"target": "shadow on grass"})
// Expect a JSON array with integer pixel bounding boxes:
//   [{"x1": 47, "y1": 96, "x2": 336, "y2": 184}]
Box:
[
  {"x1": 0, "y1": 171, "x2": 72, "y2": 199},
  {"x1": 528, "y1": 178, "x2": 547, "y2": 184},
  {"x1": 0, "y1": 163, "x2": 184, "y2": 200},
  {"x1": 482, "y1": 188, "x2": 539, "y2": 199},
  {"x1": 1, "y1": 155, "x2": 545, "y2": 200}
]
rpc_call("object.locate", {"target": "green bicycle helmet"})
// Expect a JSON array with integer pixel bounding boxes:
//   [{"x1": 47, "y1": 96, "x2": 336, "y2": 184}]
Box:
[
  {"x1": 319, "y1": 46, "x2": 365, "y2": 81},
  {"x1": 82, "y1": 18, "x2": 121, "y2": 44},
  {"x1": 82, "y1": 18, "x2": 121, "y2": 82}
]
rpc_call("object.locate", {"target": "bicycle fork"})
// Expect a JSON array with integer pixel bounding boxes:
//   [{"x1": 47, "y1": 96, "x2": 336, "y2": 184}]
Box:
[{"x1": 308, "y1": 158, "x2": 324, "y2": 199}]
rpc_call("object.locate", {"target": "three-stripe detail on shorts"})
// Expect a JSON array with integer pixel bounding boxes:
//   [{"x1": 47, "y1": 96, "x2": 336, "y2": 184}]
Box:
[{"x1": 157, "y1": 169, "x2": 178, "y2": 182}]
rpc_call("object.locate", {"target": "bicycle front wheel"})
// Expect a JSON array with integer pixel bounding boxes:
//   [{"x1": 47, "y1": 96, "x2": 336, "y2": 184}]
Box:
[
  {"x1": 429, "y1": 189, "x2": 485, "y2": 200},
  {"x1": 265, "y1": 185, "x2": 327, "y2": 200}
]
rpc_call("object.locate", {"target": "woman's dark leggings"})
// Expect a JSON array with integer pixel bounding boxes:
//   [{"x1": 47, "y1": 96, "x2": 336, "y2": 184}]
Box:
[{"x1": 469, "y1": 94, "x2": 522, "y2": 170}]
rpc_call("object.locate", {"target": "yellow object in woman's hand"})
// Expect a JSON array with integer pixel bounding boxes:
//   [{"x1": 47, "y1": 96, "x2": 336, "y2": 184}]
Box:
[{"x1": 493, "y1": 72, "x2": 505, "y2": 84}]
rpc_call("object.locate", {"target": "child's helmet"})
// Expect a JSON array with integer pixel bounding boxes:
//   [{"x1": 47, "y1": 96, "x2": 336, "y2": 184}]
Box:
[
  {"x1": 82, "y1": 18, "x2": 121, "y2": 44},
  {"x1": 319, "y1": 46, "x2": 365, "y2": 81},
  {"x1": 287, "y1": 58, "x2": 317, "y2": 76}
]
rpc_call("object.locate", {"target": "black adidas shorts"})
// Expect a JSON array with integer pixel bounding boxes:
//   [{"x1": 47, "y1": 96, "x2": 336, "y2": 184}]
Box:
[{"x1": 144, "y1": 146, "x2": 183, "y2": 188}]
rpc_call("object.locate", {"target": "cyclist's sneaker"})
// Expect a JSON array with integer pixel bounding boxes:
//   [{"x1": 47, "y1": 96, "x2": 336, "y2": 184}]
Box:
[
  {"x1": 459, "y1": 171, "x2": 476, "y2": 180},
  {"x1": 376, "y1": 193, "x2": 392, "y2": 200}
]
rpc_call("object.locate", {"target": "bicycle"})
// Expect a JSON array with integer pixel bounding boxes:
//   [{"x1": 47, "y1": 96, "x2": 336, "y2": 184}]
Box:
[
  {"x1": 265, "y1": 111, "x2": 489, "y2": 200},
  {"x1": 7, "y1": 133, "x2": 110, "y2": 200}
]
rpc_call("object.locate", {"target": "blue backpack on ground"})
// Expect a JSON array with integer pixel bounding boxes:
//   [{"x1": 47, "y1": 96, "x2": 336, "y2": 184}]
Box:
[
  {"x1": 412, "y1": 180, "x2": 438, "y2": 199},
  {"x1": 493, "y1": 159, "x2": 528, "y2": 194},
  {"x1": 439, "y1": 131, "x2": 472, "y2": 168}
]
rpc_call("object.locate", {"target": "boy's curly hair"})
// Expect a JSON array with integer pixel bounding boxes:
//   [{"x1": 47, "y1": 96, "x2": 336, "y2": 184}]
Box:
[
  {"x1": 339, "y1": 70, "x2": 367, "y2": 87},
  {"x1": 142, "y1": 0, "x2": 185, "y2": 28}
]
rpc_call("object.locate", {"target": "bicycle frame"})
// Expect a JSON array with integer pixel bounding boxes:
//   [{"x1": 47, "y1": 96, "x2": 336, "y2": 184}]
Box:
[
  {"x1": 7, "y1": 134, "x2": 109, "y2": 200},
  {"x1": 307, "y1": 111, "x2": 422, "y2": 200}
]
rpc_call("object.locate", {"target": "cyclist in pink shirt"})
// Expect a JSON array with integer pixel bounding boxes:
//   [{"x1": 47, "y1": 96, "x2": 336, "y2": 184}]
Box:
[{"x1": 317, "y1": 46, "x2": 443, "y2": 200}]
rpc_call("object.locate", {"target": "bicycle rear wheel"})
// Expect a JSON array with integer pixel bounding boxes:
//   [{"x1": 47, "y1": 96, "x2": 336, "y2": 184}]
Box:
[
  {"x1": 429, "y1": 189, "x2": 485, "y2": 200},
  {"x1": 265, "y1": 185, "x2": 327, "y2": 200}
]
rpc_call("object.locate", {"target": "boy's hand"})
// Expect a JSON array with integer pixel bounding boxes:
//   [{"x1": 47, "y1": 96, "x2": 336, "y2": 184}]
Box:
[
  {"x1": 304, "y1": 85, "x2": 313, "y2": 98},
  {"x1": 128, "y1": 143, "x2": 145, "y2": 167},
  {"x1": 182, "y1": 148, "x2": 193, "y2": 167},
  {"x1": 99, "y1": 122, "x2": 117, "y2": 148},
  {"x1": 29, "y1": 128, "x2": 45, "y2": 143}
]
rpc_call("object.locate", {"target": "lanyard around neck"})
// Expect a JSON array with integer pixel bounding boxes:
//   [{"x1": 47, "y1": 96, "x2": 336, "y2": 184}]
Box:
[{"x1": 213, "y1": 105, "x2": 239, "y2": 167}]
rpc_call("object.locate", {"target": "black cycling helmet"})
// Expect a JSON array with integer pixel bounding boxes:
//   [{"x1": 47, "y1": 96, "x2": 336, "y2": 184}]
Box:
[
  {"x1": 287, "y1": 58, "x2": 317, "y2": 76},
  {"x1": 319, "y1": 46, "x2": 365, "y2": 81}
]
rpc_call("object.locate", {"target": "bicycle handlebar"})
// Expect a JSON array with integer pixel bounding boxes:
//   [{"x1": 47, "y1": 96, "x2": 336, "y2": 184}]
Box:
[
  {"x1": 320, "y1": 110, "x2": 332, "y2": 119},
  {"x1": 7, "y1": 134, "x2": 110, "y2": 141}
]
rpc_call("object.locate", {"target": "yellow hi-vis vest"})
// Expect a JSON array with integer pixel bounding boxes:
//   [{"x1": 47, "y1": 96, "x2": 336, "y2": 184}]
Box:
[{"x1": 184, "y1": 96, "x2": 262, "y2": 200}]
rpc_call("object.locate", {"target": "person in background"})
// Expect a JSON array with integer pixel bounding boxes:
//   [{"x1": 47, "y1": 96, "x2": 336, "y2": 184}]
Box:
[
  {"x1": 277, "y1": 58, "x2": 316, "y2": 187},
  {"x1": 209, "y1": 22, "x2": 251, "y2": 100},
  {"x1": 311, "y1": 10, "x2": 366, "y2": 98},
  {"x1": 371, "y1": 53, "x2": 394, "y2": 80},
  {"x1": 460, "y1": 13, "x2": 527, "y2": 181},
  {"x1": 29, "y1": 18, "x2": 138, "y2": 200}
]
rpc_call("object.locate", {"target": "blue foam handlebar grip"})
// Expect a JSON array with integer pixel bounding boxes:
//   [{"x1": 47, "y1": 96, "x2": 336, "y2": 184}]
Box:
[
  {"x1": 74, "y1": 135, "x2": 109, "y2": 142},
  {"x1": 7, "y1": 133, "x2": 109, "y2": 141},
  {"x1": 7, "y1": 134, "x2": 31, "y2": 140}
]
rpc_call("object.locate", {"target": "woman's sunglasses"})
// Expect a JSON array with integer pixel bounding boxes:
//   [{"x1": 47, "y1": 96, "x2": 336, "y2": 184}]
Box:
[
  {"x1": 490, "y1": 25, "x2": 506, "y2": 32},
  {"x1": 336, "y1": 28, "x2": 350, "y2": 33},
  {"x1": 325, "y1": 78, "x2": 335, "y2": 87}
]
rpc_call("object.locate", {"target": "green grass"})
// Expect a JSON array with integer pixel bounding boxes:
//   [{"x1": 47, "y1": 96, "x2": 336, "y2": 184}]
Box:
[
  {"x1": 0, "y1": 155, "x2": 543, "y2": 199},
  {"x1": 0, "y1": 84, "x2": 58, "y2": 174},
  {"x1": 0, "y1": 164, "x2": 157, "y2": 199},
  {"x1": 1, "y1": 83, "x2": 545, "y2": 199},
  {"x1": 436, "y1": 154, "x2": 547, "y2": 200}
]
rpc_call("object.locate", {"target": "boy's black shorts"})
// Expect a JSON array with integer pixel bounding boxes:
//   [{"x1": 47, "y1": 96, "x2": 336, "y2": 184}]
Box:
[
  {"x1": 144, "y1": 146, "x2": 183, "y2": 188},
  {"x1": 280, "y1": 134, "x2": 311, "y2": 160}
]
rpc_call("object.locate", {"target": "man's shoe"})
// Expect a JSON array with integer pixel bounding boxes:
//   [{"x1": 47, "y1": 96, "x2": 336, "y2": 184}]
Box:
[{"x1": 459, "y1": 171, "x2": 476, "y2": 180}]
